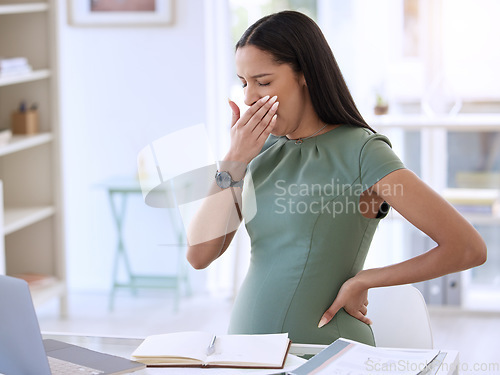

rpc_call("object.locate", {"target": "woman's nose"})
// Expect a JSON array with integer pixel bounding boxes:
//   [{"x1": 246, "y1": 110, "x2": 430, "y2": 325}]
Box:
[{"x1": 243, "y1": 85, "x2": 261, "y2": 107}]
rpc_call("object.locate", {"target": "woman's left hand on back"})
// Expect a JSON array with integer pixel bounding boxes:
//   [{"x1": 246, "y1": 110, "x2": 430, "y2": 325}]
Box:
[{"x1": 317, "y1": 273, "x2": 372, "y2": 328}]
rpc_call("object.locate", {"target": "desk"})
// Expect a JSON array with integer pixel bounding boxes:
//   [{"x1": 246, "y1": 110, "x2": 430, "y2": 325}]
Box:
[
  {"x1": 42, "y1": 333, "x2": 459, "y2": 375},
  {"x1": 98, "y1": 177, "x2": 190, "y2": 311},
  {"x1": 42, "y1": 333, "x2": 309, "y2": 374}
]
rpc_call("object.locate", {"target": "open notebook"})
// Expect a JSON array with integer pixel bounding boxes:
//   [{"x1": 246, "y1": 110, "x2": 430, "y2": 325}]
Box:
[{"x1": 132, "y1": 331, "x2": 291, "y2": 369}]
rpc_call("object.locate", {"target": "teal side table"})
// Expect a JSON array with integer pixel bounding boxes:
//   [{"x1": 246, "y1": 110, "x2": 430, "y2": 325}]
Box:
[{"x1": 99, "y1": 177, "x2": 190, "y2": 312}]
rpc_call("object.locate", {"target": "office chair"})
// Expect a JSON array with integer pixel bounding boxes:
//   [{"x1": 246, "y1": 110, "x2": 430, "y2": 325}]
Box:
[{"x1": 367, "y1": 284, "x2": 434, "y2": 349}]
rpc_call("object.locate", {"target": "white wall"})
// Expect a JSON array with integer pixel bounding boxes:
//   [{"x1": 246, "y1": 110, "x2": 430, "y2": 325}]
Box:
[{"x1": 57, "y1": 0, "x2": 208, "y2": 291}]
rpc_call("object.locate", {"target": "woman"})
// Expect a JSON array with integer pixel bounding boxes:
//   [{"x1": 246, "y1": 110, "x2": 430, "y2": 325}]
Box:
[{"x1": 186, "y1": 10, "x2": 486, "y2": 345}]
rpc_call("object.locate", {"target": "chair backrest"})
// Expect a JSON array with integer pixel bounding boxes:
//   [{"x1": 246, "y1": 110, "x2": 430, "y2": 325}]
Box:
[{"x1": 367, "y1": 284, "x2": 433, "y2": 349}]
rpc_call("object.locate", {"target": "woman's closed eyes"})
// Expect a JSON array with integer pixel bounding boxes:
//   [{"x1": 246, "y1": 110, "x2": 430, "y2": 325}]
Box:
[{"x1": 241, "y1": 81, "x2": 271, "y2": 88}]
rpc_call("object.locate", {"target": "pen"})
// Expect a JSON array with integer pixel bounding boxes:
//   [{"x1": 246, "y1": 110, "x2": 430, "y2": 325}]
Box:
[{"x1": 206, "y1": 335, "x2": 216, "y2": 356}]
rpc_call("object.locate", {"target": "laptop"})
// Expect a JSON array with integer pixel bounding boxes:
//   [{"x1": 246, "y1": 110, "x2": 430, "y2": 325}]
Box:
[{"x1": 0, "y1": 275, "x2": 146, "y2": 375}]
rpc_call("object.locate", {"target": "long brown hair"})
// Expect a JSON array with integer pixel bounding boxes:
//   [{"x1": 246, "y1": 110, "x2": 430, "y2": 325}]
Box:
[{"x1": 236, "y1": 10, "x2": 375, "y2": 133}]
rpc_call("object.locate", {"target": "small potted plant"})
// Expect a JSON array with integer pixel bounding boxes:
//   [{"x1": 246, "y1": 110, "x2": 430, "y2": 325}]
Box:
[{"x1": 374, "y1": 93, "x2": 389, "y2": 115}]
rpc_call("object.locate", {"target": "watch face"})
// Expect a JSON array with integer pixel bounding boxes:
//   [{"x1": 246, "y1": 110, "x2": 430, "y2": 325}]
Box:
[{"x1": 216, "y1": 171, "x2": 232, "y2": 189}]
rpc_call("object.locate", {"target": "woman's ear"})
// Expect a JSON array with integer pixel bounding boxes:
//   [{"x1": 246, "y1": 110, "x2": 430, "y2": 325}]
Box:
[{"x1": 299, "y1": 73, "x2": 307, "y2": 87}]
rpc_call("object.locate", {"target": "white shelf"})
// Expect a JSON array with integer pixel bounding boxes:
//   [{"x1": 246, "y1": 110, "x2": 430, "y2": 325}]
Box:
[
  {"x1": 386, "y1": 204, "x2": 500, "y2": 225},
  {"x1": 4, "y1": 206, "x2": 55, "y2": 235},
  {"x1": 31, "y1": 279, "x2": 66, "y2": 308},
  {"x1": 368, "y1": 113, "x2": 500, "y2": 131},
  {"x1": 460, "y1": 213, "x2": 500, "y2": 226},
  {"x1": 0, "y1": 69, "x2": 51, "y2": 87},
  {"x1": 0, "y1": 3, "x2": 48, "y2": 15},
  {"x1": 0, "y1": 133, "x2": 53, "y2": 157}
]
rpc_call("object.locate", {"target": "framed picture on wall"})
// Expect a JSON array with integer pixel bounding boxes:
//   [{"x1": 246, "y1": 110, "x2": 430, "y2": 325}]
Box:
[{"x1": 68, "y1": 0, "x2": 174, "y2": 26}]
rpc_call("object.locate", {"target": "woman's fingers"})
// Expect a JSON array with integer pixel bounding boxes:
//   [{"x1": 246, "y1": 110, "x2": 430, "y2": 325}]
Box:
[
  {"x1": 360, "y1": 304, "x2": 368, "y2": 316},
  {"x1": 236, "y1": 95, "x2": 270, "y2": 126},
  {"x1": 235, "y1": 95, "x2": 277, "y2": 130},
  {"x1": 228, "y1": 99, "x2": 241, "y2": 128},
  {"x1": 232, "y1": 95, "x2": 278, "y2": 142},
  {"x1": 256, "y1": 101, "x2": 278, "y2": 140},
  {"x1": 257, "y1": 114, "x2": 277, "y2": 142},
  {"x1": 256, "y1": 101, "x2": 279, "y2": 133},
  {"x1": 249, "y1": 96, "x2": 278, "y2": 132},
  {"x1": 354, "y1": 311, "x2": 372, "y2": 325},
  {"x1": 228, "y1": 95, "x2": 278, "y2": 162}
]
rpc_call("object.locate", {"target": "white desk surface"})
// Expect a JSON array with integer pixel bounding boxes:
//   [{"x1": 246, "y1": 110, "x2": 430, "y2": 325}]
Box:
[{"x1": 42, "y1": 332, "x2": 459, "y2": 375}]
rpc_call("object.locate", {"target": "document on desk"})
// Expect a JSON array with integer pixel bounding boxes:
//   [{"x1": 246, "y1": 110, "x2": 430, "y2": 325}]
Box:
[{"x1": 289, "y1": 338, "x2": 440, "y2": 375}]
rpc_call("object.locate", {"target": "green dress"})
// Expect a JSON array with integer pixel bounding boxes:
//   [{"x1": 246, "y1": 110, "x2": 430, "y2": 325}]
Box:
[{"x1": 227, "y1": 124, "x2": 405, "y2": 345}]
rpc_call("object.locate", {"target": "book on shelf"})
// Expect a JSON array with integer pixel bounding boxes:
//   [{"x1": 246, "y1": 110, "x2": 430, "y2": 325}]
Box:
[
  {"x1": 13, "y1": 273, "x2": 58, "y2": 290},
  {"x1": 0, "y1": 57, "x2": 29, "y2": 69},
  {"x1": 455, "y1": 171, "x2": 500, "y2": 189},
  {"x1": 131, "y1": 331, "x2": 291, "y2": 369},
  {"x1": 0, "y1": 57, "x2": 32, "y2": 78}
]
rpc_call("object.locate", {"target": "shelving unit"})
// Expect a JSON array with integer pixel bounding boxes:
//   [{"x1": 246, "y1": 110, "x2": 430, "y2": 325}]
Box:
[{"x1": 0, "y1": 1, "x2": 66, "y2": 314}]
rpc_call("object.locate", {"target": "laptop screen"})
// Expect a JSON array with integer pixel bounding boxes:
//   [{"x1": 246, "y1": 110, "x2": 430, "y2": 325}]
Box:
[{"x1": 0, "y1": 275, "x2": 52, "y2": 375}]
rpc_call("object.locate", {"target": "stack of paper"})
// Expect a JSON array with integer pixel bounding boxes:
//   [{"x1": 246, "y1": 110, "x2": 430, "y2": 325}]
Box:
[{"x1": 289, "y1": 338, "x2": 441, "y2": 375}]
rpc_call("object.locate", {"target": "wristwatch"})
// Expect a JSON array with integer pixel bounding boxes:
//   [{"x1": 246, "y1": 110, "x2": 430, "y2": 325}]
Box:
[{"x1": 215, "y1": 170, "x2": 244, "y2": 189}]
